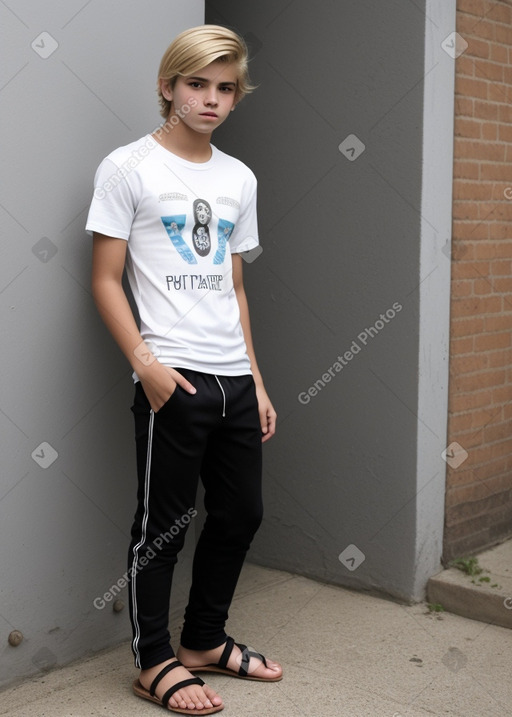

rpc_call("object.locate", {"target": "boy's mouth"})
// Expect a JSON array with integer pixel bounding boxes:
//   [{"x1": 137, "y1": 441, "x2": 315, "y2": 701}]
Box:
[{"x1": 199, "y1": 112, "x2": 218, "y2": 118}]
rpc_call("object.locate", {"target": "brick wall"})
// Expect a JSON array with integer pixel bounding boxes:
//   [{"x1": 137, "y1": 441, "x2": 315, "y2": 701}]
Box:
[{"x1": 445, "y1": 0, "x2": 512, "y2": 561}]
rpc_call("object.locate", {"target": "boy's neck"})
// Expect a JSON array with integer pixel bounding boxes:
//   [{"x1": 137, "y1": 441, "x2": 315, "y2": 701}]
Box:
[{"x1": 153, "y1": 115, "x2": 212, "y2": 163}]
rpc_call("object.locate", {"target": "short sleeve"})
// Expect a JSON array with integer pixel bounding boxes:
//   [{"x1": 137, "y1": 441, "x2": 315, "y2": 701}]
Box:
[
  {"x1": 229, "y1": 172, "x2": 259, "y2": 254},
  {"x1": 85, "y1": 157, "x2": 140, "y2": 240}
]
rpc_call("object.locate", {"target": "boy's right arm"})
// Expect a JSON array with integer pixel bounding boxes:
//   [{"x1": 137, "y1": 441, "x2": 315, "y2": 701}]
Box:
[{"x1": 91, "y1": 233, "x2": 196, "y2": 410}]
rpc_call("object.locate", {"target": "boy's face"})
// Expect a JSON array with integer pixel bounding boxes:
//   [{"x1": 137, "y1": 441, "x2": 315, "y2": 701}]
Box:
[{"x1": 166, "y1": 60, "x2": 238, "y2": 135}]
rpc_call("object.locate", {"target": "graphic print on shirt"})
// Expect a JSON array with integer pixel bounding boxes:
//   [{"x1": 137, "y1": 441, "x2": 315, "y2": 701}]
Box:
[
  {"x1": 161, "y1": 215, "x2": 197, "y2": 264},
  {"x1": 161, "y1": 199, "x2": 236, "y2": 270},
  {"x1": 213, "y1": 219, "x2": 235, "y2": 265},
  {"x1": 192, "y1": 198, "x2": 212, "y2": 257}
]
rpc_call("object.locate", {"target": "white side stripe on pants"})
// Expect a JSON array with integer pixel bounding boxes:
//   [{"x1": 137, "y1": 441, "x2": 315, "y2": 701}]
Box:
[{"x1": 130, "y1": 408, "x2": 155, "y2": 668}]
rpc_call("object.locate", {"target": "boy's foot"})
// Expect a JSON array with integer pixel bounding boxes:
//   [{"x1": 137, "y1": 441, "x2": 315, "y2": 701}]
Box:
[
  {"x1": 136, "y1": 658, "x2": 224, "y2": 713},
  {"x1": 178, "y1": 637, "x2": 283, "y2": 682}
]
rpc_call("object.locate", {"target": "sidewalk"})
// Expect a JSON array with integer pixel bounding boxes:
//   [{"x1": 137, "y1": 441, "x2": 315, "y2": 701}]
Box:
[
  {"x1": 1, "y1": 561, "x2": 511, "y2": 717},
  {"x1": 428, "y1": 538, "x2": 512, "y2": 630}
]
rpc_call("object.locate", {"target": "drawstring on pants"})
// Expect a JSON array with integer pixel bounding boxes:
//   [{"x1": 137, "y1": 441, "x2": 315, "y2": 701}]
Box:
[{"x1": 214, "y1": 375, "x2": 226, "y2": 417}]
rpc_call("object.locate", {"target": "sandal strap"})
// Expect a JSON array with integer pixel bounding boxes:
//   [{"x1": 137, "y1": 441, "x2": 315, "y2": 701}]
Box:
[
  {"x1": 149, "y1": 660, "x2": 182, "y2": 697},
  {"x1": 202, "y1": 636, "x2": 270, "y2": 678},
  {"x1": 237, "y1": 643, "x2": 268, "y2": 677},
  {"x1": 218, "y1": 636, "x2": 235, "y2": 670},
  {"x1": 223, "y1": 640, "x2": 266, "y2": 678},
  {"x1": 161, "y1": 677, "x2": 205, "y2": 707}
]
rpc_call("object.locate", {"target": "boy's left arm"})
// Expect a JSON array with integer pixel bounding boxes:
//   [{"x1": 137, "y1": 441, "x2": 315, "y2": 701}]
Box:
[{"x1": 232, "y1": 253, "x2": 276, "y2": 443}]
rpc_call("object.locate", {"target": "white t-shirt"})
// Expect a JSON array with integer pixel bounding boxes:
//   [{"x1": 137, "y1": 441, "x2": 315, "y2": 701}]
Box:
[{"x1": 86, "y1": 134, "x2": 259, "y2": 377}]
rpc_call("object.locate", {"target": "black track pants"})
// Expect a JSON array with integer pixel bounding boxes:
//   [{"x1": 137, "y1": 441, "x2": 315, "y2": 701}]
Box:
[{"x1": 127, "y1": 369, "x2": 263, "y2": 670}]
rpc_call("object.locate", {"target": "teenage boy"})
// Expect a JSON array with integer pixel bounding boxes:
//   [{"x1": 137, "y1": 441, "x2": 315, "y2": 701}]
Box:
[{"x1": 86, "y1": 24, "x2": 282, "y2": 716}]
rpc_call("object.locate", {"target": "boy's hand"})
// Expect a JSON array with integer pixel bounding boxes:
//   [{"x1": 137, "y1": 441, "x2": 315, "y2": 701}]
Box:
[
  {"x1": 255, "y1": 384, "x2": 277, "y2": 443},
  {"x1": 137, "y1": 361, "x2": 196, "y2": 412}
]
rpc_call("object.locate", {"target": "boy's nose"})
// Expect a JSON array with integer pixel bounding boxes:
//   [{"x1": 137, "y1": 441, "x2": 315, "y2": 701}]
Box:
[{"x1": 205, "y1": 92, "x2": 218, "y2": 106}]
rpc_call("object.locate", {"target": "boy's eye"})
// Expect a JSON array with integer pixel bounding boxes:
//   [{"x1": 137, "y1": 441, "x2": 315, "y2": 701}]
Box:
[{"x1": 188, "y1": 81, "x2": 203, "y2": 88}]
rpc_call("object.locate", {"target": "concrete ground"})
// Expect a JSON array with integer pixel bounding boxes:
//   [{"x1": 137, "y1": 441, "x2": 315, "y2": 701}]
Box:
[
  {"x1": 1, "y1": 560, "x2": 511, "y2": 717},
  {"x1": 428, "y1": 537, "x2": 512, "y2": 630}
]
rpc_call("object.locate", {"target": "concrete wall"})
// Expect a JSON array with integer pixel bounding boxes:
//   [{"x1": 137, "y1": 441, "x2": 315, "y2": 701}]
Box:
[
  {"x1": 206, "y1": 0, "x2": 455, "y2": 601},
  {"x1": 0, "y1": 0, "x2": 204, "y2": 688}
]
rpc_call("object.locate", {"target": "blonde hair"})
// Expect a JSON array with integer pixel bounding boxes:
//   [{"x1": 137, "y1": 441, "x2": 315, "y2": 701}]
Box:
[{"x1": 157, "y1": 25, "x2": 255, "y2": 118}]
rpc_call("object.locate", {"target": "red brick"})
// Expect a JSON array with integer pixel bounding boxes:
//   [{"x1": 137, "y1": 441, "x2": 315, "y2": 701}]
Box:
[
  {"x1": 484, "y1": 314, "x2": 512, "y2": 331},
  {"x1": 474, "y1": 58, "x2": 504, "y2": 82},
  {"x1": 488, "y1": 82, "x2": 512, "y2": 103},
  {"x1": 482, "y1": 122, "x2": 498, "y2": 140},
  {"x1": 450, "y1": 389, "x2": 493, "y2": 413},
  {"x1": 457, "y1": 55, "x2": 476, "y2": 78},
  {"x1": 480, "y1": 163, "x2": 512, "y2": 180},
  {"x1": 452, "y1": 296, "x2": 502, "y2": 316},
  {"x1": 498, "y1": 104, "x2": 512, "y2": 123},
  {"x1": 487, "y1": 3, "x2": 512, "y2": 25},
  {"x1": 457, "y1": 14, "x2": 495, "y2": 41},
  {"x1": 451, "y1": 261, "x2": 490, "y2": 279},
  {"x1": 488, "y1": 348, "x2": 512, "y2": 368},
  {"x1": 451, "y1": 353, "x2": 489, "y2": 375},
  {"x1": 455, "y1": 117, "x2": 482, "y2": 138},
  {"x1": 455, "y1": 96, "x2": 474, "y2": 116},
  {"x1": 484, "y1": 421, "x2": 512, "y2": 443},
  {"x1": 495, "y1": 23, "x2": 512, "y2": 45},
  {"x1": 491, "y1": 260, "x2": 512, "y2": 276},
  {"x1": 452, "y1": 221, "x2": 488, "y2": 241},
  {"x1": 474, "y1": 241, "x2": 512, "y2": 259},
  {"x1": 473, "y1": 277, "x2": 493, "y2": 294},
  {"x1": 474, "y1": 99, "x2": 498, "y2": 119},
  {"x1": 447, "y1": 412, "x2": 477, "y2": 434},
  {"x1": 470, "y1": 442, "x2": 497, "y2": 465},
  {"x1": 452, "y1": 369, "x2": 507, "y2": 393},
  {"x1": 491, "y1": 183, "x2": 512, "y2": 200},
  {"x1": 452, "y1": 279, "x2": 474, "y2": 297},
  {"x1": 490, "y1": 436, "x2": 512, "y2": 457},
  {"x1": 444, "y1": 465, "x2": 478, "y2": 489},
  {"x1": 480, "y1": 201, "x2": 512, "y2": 221},
  {"x1": 503, "y1": 66, "x2": 512, "y2": 85},
  {"x1": 453, "y1": 180, "x2": 494, "y2": 200},
  {"x1": 457, "y1": 0, "x2": 491, "y2": 19},
  {"x1": 455, "y1": 75, "x2": 489, "y2": 100},
  {"x1": 453, "y1": 160, "x2": 480, "y2": 179},
  {"x1": 499, "y1": 124, "x2": 512, "y2": 142},
  {"x1": 453, "y1": 202, "x2": 480, "y2": 220},
  {"x1": 491, "y1": 277, "x2": 512, "y2": 293},
  {"x1": 466, "y1": 37, "x2": 490, "y2": 59},
  {"x1": 446, "y1": 475, "x2": 510, "y2": 508},
  {"x1": 474, "y1": 333, "x2": 511, "y2": 352},
  {"x1": 469, "y1": 407, "x2": 502, "y2": 430},
  {"x1": 490, "y1": 43, "x2": 509, "y2": 64},
  {"x1": 488, "y1": 224, "x2": 512, "y2": 240},
  {"x1": 454, "y1": 138, "x2": 505, "y2": 161},
  {"x1": 450, "y1": 316, "x2": 486, "y2": 337},
  {"x1": 473, "y1": 456, "x2": 508, "y2": 481},
  {"x1": 450, "y1": 336, "x2": 474, "y2": 354},
  {"x1": 492, "y1": 387, "x2": 512, "y2": 405}
]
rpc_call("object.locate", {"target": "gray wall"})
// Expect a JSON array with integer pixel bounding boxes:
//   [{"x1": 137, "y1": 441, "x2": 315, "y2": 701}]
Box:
[
  {"x1": 206, "y1": 0, "x2": 454, "y2": 601},
  {"x1": 0, "y1": 0, "x2": 204, "y2": 688}
]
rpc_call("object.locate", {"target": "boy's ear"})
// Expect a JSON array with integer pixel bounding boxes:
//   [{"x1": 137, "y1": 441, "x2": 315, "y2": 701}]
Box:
[{"x1": 159, "y1": 78, "x2": 173, "y2": 102}]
